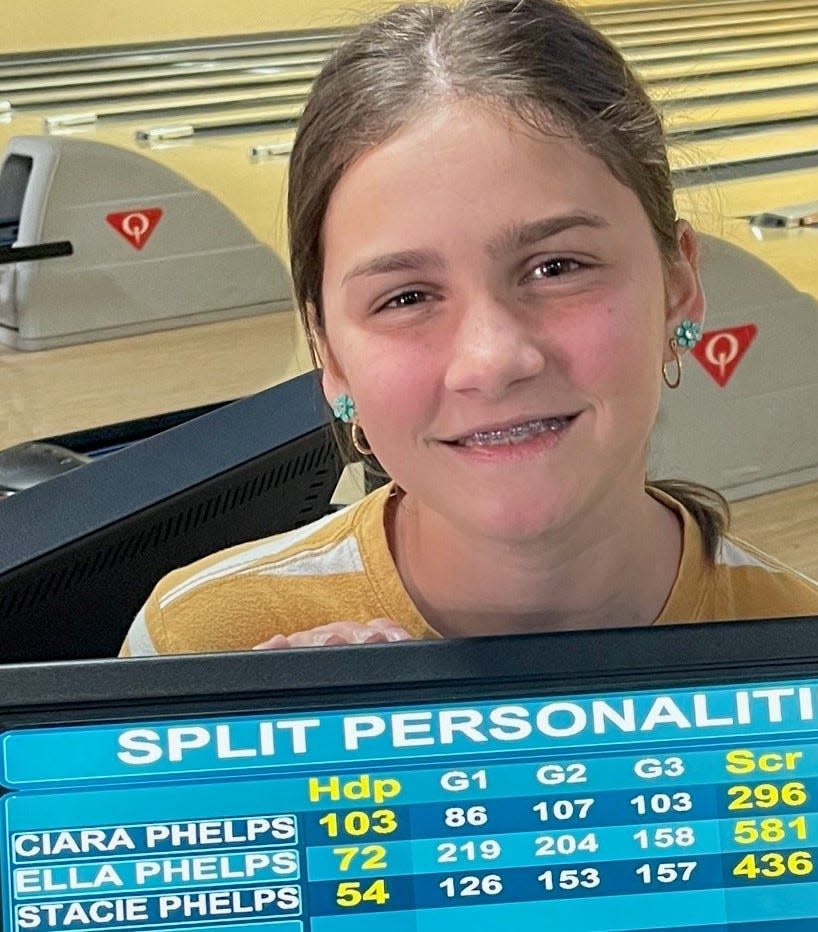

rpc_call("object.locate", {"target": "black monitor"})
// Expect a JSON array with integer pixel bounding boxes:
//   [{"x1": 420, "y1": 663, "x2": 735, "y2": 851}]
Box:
[
  {"x1": 3, "y1": 617, "x2": 818, "y2": 930},
  {"x1": 0, "y1": 370, "x2": 342, "y2": 663}
]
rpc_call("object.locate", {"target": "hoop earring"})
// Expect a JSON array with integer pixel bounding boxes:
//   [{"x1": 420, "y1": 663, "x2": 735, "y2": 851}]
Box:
[
  {"x1": 662, "y1": 338, "x2": 682, "y2": 390},
  {"x1": 351, "y1": 422, "x2": 373, "y2": 456}
]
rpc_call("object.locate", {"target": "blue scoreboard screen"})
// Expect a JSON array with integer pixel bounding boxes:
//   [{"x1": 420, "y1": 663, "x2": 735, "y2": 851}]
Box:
[{"x1": 3, "y1": 619, "x2": 818, "y2": 931}]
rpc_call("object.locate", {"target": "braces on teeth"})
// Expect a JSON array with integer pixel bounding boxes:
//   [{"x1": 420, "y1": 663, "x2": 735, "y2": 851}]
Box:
[{"x1": 461, "y1": 417, "x2": 568, "y2": 447}]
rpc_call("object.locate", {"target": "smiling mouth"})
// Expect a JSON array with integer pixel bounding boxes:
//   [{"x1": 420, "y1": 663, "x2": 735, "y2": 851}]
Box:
[{"x1": 450, "y1": 415, "x2": 579, "y2": 448}]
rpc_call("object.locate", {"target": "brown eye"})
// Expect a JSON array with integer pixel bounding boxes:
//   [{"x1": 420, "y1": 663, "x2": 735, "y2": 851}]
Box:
[
  {"x1": 383, "y1": 290, "x2": 428, "y2": 309},
  {"x1": 530, "y1": 258, "x2": 580, "y2": 279}
]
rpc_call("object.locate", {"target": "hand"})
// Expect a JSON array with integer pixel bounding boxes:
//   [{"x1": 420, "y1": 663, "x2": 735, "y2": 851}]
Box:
[{"x1": 253, "y1": 618, "x2": 413, "y2": 650}]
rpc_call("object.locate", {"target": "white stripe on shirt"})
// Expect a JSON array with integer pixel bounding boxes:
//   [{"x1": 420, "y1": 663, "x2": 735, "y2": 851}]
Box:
[
  {"x1": 125, "y1": 606, "x2": 159, "y2": 656},
  {"x1": 159, "y1": 505, "x2": 356, "y2": 609},
  {"x1": 716, "y1": 538, "x2": 781, "y2": 572}
]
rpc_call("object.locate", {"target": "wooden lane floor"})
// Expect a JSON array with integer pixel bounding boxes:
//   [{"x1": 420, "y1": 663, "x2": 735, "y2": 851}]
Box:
[
  {"x1": 657, "y1": 80, "x2": 818, "y2": 135},
  {"x1": 668, "y1": 120, "x2": 818, "y2": 174},
  {"x1": 0, "y1": 54, "x2": 327, "y2": 96},
  {"x1": 3, "y1": 0, "x2": 816, "y2": 110},
  {"x1": 590, "y1": 0, "x2": 818, "y2": 24},
  {"x1": 663, "y1": 88, "x2": 818, "y2": 136},
  {"x1": 1, "y1": 1, "x2": 816, "y2": 140},
  {"x1": 602, "y1": 10, "x2": 818, "y2": 39},
  {"x1": 731, "y1": 481, "x2": 818, "y2": 581},
  {"x1": 675, "y1": 165, "x2": 818, "y2": 290},
  {"x1": 40, "y1": 97, "x2": 305, "y2": 136},
  {"x1": 0, "y1": 313, "x2": 312, "y2": 449},
  {"x1": 653, "y1": 62, "x2": 818, "y2": 99},
  {"x1": 10, "y1": 44, "x2": 818, "y2": 114},
  {"x1": 3, "y1": 69, "x2": 320, "y2": 110},
  {"x1": 0, "y1": 43, "x2": 340, "y2": 83},
  {"x1": 0, "y1": 33, "x2": 344, "y2": 80},
  {"x1": 626, "y1": 27, "x2": 818, "y2": 60},
  {"x1": 0, "y1": 24, "x2": 812, "y2": 121},
  {"x1": 5, "y1": 74, "x2": 817, "y2": 175},
  {"x1": 11, "y1": 71, "x2": 818, "y2": 145},
  {"x1": 636, "y1": 44, "x2": 818, "y2": 80},
  {"x1": 610, "y1": 19, "x2": 818, "y2": 49}
]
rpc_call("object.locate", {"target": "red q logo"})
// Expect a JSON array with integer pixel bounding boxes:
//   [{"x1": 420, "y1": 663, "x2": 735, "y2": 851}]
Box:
[
  {"x1": 691, "y1": 325, "x2": 758, "y2": 387},
  {"x1": 106, "y1": 208, "x2": 163, "y2": 250}
]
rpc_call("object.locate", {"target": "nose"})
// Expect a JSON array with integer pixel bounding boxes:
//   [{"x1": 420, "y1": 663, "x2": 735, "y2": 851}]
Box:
[{"x1": 443, "y1": 292, "x2": 546, "y2": 399}]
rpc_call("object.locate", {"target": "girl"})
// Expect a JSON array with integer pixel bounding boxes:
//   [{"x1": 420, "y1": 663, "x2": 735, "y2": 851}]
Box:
[{"x1": 121, "y1": 0, "x2": 818, "y2": 657}]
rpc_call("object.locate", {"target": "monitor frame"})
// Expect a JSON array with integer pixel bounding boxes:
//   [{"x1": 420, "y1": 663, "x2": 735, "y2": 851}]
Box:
[
  {"x1": 3, "y1": 616, "x2": 818, "y2": 719},
  {"x1": 0, "y1": 369, "x2": 342, "y2": 664}
]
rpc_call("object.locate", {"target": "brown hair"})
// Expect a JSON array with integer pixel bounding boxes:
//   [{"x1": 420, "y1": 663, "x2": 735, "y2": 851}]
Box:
[{"x1": 287, "y1": 0, "x2": 729, "y2": 556}]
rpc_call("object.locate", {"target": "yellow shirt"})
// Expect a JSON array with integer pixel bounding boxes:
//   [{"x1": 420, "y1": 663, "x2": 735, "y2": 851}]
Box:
[{"x1": 121, "y1": 484, "x2": 818, "y2": 656}]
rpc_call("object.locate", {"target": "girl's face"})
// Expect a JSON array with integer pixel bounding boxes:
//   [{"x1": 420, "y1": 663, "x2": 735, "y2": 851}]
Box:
[{"x1": 317, "y1": 100, "x2": 703, "y2": 543}]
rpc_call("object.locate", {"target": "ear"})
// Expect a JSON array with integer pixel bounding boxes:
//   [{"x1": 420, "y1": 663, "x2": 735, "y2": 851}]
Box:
[
  {"x1": 663, "y1": 220, "x2": 706, "y2": 360},
  {"x1": 308, "y1": 304, "x2": 349, "y2": 409}
]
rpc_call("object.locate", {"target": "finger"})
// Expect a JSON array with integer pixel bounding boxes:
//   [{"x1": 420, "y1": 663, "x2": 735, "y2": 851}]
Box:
[
  {"x1": 363, "y1": 630, "x2": 390, "y2": 643},
  {"x1": 342, "y1": 626, "x2": 388, "y2": 645},
  {"x1": 320, "y1": 633, "x2": 349, "y2": 646},
  {"x1": 288, "y1": 628, "x2": 336, "y2": 647},
  {"x1": 254, "y1": 620, "x2": 412, "y2": 650},
  {"x1": 252, "y1": 634, "x2": 291, "y2": 650},
  {"x1": 366, "y1": 618, "x2": 414, "y2": 641}
]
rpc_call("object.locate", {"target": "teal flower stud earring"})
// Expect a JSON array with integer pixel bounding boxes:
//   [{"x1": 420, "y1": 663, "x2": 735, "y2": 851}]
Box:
[
  {"x1": 674, "y1": 320, "x2": 702, "y2": 350},
  {"x1": 332, "y1": 393, "x2": 356, "y2": 423}
]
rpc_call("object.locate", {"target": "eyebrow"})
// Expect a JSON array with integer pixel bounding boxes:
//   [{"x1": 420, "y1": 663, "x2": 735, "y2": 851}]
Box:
[
  {"x1": 341, "y1": 248, "x2": 446, "y2": 286},
  {"x1": 487, "y1": 212, "x2": 610, "y2": 259}
]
